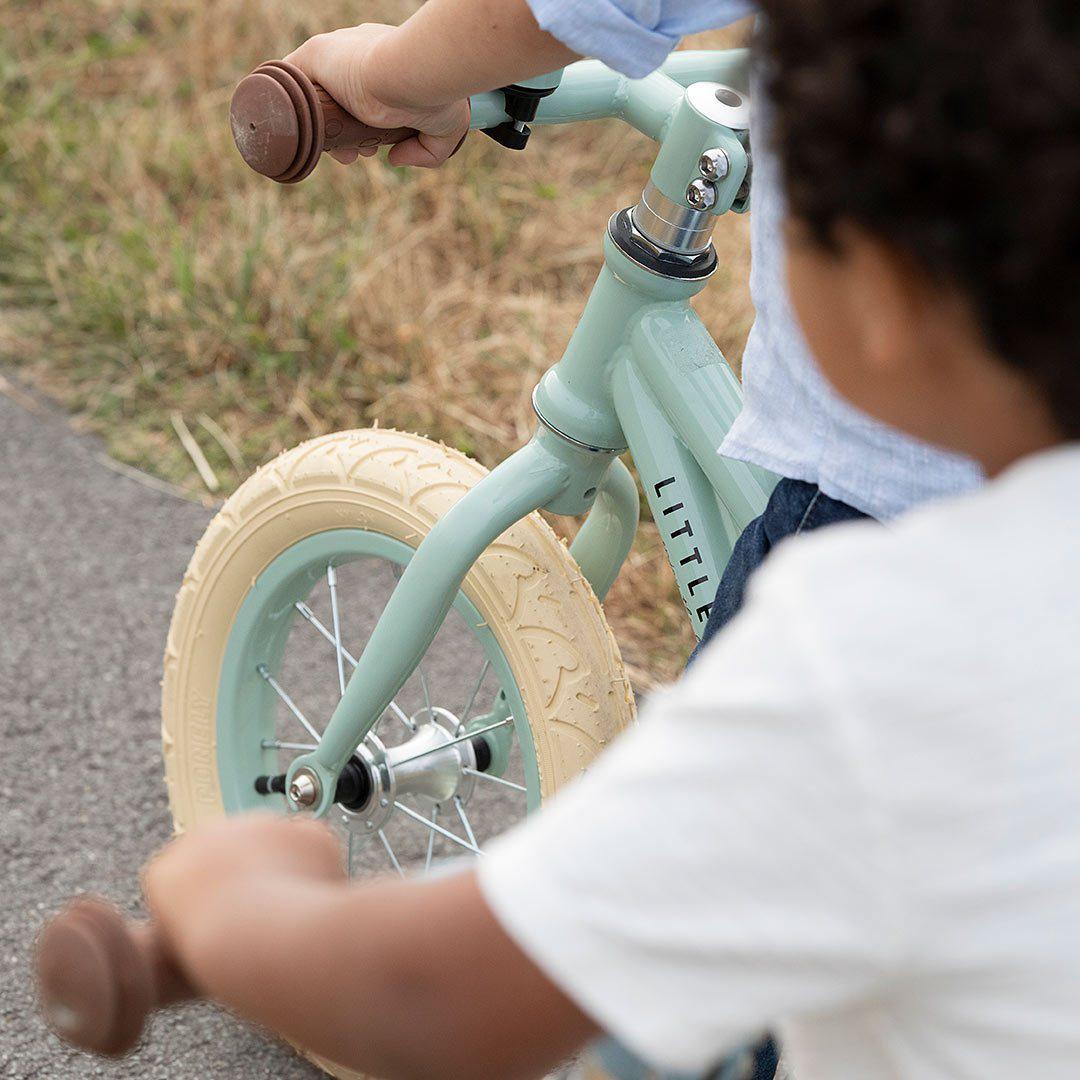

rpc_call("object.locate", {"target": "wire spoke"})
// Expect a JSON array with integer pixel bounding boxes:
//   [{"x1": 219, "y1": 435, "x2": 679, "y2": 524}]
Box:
[
  {"x1": 394, "y1": 801, "x2": 482, "y2": 856},
  {"x1": 257, "y1": 664, "x2": 321, "y2": 743},
  {"x1": 379, "y1": 830, "x2": 405, "y2": 877},
  {"x1": 453, "y1": 796, "x2": 479, "y2": 851},
  {"x1": 459, "y1": 660, "x2": 491, "y2": 727},
  {"x1": 296, "y1": 601, "x2": 357, "y2": 662},
  {"x1": 261, "y1": 739, "x2": 318, "y2": 752},
  {"x1": 462, "y1": 767, "x2": 526, "y2": 793},
  {"x1": 424, "y1": 807, "x2": 438, "y2": 873},
  {"x1": 326, "y1": 564, "x2": 347, "y2": 699},
  {"x1": 393, "y1": 719, "x2": 512, "y2": 768},
  {"x1": 419, "y1": 666, "x2": 433, "y2": 720},
  {"x1": 294, "y1": 601, "x2": 414, "y2": 732},
  {"x1": 347, "y1": 830, "x2": 356, "y2": 879}
]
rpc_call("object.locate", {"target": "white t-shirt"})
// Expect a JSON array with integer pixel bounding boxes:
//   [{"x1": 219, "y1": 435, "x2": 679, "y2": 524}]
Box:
[{"x1": 479, "y1": 444, "x2": 1080, "y2": 1079}]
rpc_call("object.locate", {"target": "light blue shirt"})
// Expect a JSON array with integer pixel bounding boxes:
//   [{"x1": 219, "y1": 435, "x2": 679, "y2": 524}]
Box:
[{"x1": 527, "y1": 0, "x2": 983, "y2": 519}]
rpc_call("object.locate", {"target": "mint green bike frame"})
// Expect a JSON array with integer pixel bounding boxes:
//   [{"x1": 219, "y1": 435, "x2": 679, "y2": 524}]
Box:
[{"x1": 291, "y1": 50, "x2": 777, "y2": 813}]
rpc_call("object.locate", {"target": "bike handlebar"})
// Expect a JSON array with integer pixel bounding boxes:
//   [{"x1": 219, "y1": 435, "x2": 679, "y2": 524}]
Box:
[
  {"x1": 36, "y1": 897, "x2": 192, "y2": 1056},
  {"x1": 230, "y1": 60, "x2": 419, "y2": 183},
  {"x1": 230, "y1": 51, "x2": 751, "y2": 184}
]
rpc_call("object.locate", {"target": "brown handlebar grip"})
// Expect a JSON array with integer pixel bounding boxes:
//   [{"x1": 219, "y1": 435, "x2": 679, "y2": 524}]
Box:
[
  {"x1": 36, "y1": 896, "x2": 195, "y2": 1056},
  {"x1": 230, "y1": 59, "x2": 417, "y2": 183},
  {"x1": 312, "y1": 86, "x2": 416, "y2": 154}
]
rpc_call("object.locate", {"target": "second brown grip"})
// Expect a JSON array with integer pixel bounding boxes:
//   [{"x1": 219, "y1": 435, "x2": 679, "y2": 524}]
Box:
[{"x1": 36, "y1": 897, "x2": 196, "y2": 1057}]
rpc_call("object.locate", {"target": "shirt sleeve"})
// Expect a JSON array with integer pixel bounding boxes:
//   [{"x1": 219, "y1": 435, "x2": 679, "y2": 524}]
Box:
[
  {"x1": 526, "y1": 0, "x2": 757, "y2": 78},
  {"x1": 477, "y1": 554, "x2": 898, "y2": 1074}
]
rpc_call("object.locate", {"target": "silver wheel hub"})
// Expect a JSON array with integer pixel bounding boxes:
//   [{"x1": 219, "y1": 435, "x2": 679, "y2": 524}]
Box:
[{"x1": 338, "y1": 709, "x2": 478, "y2": 839}]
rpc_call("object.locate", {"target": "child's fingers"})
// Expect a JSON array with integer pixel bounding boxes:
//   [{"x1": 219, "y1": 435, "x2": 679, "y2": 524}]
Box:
[
  {"x1": 283, "y1": 25, "x2": 394, "y2": 123},
  {"x1": 283, "y1": 35, "x2": 344, "y2": 109},
  {"x1": 330, "y1": 149, "x2": 361, "y2": 164},
  {"x1": 283, "y1": 31, "x2": 360, "y2": 108},
  {"x1": 142, "y1": 816, "x2": 344, "y2": 923},
  {"x1": 387, "y1": 130, "x2": 463, "y2": 169},
  {"x1": 288, "y1": 817, "x2": 348, "y2": 878}
]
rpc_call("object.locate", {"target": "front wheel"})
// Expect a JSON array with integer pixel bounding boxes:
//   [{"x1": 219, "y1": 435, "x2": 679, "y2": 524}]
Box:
[{"x1": 161, "y1": 428, "x2": 634, "y2": 1078}]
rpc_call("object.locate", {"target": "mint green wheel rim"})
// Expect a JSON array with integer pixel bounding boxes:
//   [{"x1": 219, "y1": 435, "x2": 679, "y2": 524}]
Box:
[{"x1": 215, "y1": 528, "x2": 540, "y2": 826}]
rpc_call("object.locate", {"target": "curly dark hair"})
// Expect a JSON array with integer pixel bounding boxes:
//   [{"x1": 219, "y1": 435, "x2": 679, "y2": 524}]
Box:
[{"x1": 756, "y1": 0, "x2": 1080, "y2": 436}]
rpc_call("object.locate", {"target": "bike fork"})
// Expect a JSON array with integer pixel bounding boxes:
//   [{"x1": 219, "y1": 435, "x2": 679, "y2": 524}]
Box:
[{"x1": 287, "y1": 424, "x2": 632, "y2": 815}]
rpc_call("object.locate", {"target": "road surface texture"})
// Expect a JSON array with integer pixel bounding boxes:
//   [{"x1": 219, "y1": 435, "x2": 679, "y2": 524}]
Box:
[
  {"x1": 0, "y1": 380, "x2": 519, "y2": 1078},
  {"x1": 0, "y1": 383, "x2": 328, "y2": 1077}
]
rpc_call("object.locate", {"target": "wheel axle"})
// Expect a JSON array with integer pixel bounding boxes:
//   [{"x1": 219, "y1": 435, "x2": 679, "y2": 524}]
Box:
[
  {"x1": 254, "y1": 734, "x2": 494, "y2": 809},
  {"x1": 254, "y1": 754, "x2": 371, "y2": 809}
]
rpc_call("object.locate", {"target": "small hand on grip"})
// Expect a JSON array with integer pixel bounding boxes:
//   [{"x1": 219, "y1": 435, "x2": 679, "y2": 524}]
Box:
[
  {"x1": 230, "y1": 60, "x2": 417, "y2": 183},
  {"x1": 36, "y1": 896, "x2": 194, "y2": 1056}
]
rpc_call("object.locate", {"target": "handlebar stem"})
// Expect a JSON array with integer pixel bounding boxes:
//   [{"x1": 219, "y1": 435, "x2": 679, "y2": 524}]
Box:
[{"x1": 469, "y1": 49, "x2": 752, "y2": 261}]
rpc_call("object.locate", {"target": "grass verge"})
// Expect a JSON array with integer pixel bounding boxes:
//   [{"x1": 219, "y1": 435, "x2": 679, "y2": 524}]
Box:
[{"x1": 0, "y1": 1, "x2": 753, "y2": 683}]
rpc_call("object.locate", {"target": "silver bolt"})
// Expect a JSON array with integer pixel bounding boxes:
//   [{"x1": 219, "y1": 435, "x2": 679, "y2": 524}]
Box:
[
  {"x1": 288, "y1": 769, "x2": 320, "y2": 808},
  {"x1": 379, "y1": 797, "x2": 389, "y2": 808},
  {"x1": 698, "y1": 148, "x2": 729, "y2": 182},
  {"x1": 685, "y1": 178, "x2": 717, "y2": 211}
]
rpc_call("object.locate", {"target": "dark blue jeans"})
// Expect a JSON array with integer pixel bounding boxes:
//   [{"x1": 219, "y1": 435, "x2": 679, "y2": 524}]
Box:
[
  {"x1": 694, "y1": 477, "x2": 870, "y2": 660},
  {"x1": 597, "y1": 479, "x2": 869, "y2": 1080}
]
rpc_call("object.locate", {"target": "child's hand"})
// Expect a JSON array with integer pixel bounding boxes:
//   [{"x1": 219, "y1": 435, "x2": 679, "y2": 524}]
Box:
[
  {"x1": 142, "y1": 814, "x2": 344, "y2": 989},
  {"x1": 139, "y1": 812, "x2": 591, "y2": 1076},
  {"x1": 285, "y1": 26, "x2": 471, "y2": 168}
]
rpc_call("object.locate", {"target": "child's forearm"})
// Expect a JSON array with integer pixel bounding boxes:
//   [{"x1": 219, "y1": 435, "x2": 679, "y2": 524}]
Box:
[
  {"x1": 364, "y1": 0, "x2": 579, "y2": 108},
  {"x1": 174, "y1": 868, "x2": 593, "y2": 1079}
]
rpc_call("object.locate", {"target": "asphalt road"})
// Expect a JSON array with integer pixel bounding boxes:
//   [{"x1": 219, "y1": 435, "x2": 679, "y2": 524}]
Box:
[
  {"x1": 0, "y1": 380, "x2": 788, "y2": 1080},
  {"x1": 0, "y1": 384, "x2": 330, "y2": 1077}
]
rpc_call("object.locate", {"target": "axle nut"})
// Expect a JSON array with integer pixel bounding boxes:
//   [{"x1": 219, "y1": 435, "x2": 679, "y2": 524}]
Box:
[
  {"x1": 288, "y1": 768, "x2": 320, "y2": 809},
  {"x1": 685, "y1": 178, "x2": 717, "y2": 211}
]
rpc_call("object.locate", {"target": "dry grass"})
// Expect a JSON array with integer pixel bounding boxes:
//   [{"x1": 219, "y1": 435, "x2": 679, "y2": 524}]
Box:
[{"x1": 0, "y1": 1, "x2": 754, "y2": 684}]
